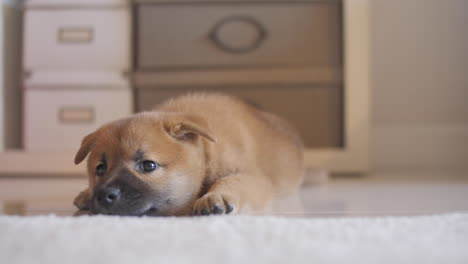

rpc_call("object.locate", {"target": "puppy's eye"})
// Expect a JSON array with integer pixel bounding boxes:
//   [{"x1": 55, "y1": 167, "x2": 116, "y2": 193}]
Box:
[
  {"x1": 142, "y1": 160, "x2": 159, "y2": 173},
  {"x1": 96, "y1": 163, "x2": 107, "y2": 177}
]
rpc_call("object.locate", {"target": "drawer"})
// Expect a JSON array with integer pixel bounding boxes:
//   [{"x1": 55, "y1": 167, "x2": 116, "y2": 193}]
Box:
[
  {"x1": 23, "y1": 8, "x2": 130, "y2": 72},
  {"x1": 24, "y1": 88, "x2": 133, "y2": 151},
  {"x1": 136, "y1": 2, "x2": 342, "y2": 69},
  {"x1": 135, "y1": 86, "x2": 343, "y2": 148}
]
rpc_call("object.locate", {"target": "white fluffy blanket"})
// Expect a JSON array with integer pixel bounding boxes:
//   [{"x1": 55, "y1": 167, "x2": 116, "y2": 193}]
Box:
[{"x1": 1, "y1": 214, "x2": 467, "y2": 264}]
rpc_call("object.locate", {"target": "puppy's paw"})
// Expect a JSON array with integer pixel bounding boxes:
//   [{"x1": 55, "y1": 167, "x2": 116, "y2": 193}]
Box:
[
  {"x1": 193, "y1": 192, "x2": 237, "y2": 216},
  {"x1": 73, "y1": 210, "x2": 91, "y2": 217},
  {"x1": 73, "y1": 189, "x2": 92, "y2": 210}
]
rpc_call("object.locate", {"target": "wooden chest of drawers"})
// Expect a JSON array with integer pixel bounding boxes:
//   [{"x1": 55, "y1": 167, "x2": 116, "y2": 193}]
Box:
[{"x1": 134, "y1": 0, "x2": 343, "y2": 149}]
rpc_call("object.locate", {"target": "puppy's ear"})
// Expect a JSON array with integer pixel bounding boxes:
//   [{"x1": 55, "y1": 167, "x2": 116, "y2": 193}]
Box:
[
  {"x1": 74, "y1": 132, "x2": 97, "y2": 165},
  {"x1": 164, "y1": 115, "x2": 216, "y2": 143}
]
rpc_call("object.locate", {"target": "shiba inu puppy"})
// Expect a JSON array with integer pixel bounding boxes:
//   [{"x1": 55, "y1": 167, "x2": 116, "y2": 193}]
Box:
[{"x1": 74, "y1": 93, "x2": 304, "y2": 216}]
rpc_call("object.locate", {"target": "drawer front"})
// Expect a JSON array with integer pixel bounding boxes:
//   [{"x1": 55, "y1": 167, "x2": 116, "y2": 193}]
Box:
[
  {"x1": 24, "y1": 88, "x2": 133, "y2": 151},
  {"x1": 23, "y1": 8, "x2": 130, "y2": 71},
  {"x1": 137, "y1": 2, "x2": 342, "y2": 69},
  {"x1": 135, "y1": 87, "x2": 343, "y2": 148}
]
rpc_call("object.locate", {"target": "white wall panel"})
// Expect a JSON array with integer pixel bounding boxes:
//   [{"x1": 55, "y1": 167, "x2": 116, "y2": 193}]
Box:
[{"x1": 370, "y1": 0, "x2": 468, "y2": 172}]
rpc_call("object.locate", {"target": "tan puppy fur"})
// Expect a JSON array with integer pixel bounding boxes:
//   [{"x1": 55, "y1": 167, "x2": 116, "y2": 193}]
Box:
[{"x1": 74, "y1": 93, "x2": 304, "y2": 216}]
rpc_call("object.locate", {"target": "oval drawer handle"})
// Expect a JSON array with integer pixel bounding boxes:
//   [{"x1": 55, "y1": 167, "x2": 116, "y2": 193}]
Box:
[{"x1": 209, "y1": 16, "x2": 267, "y2": 54}]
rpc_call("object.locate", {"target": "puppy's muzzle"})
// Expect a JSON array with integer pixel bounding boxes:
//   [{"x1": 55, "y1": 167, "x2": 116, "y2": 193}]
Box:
[
  {"x1": 95, "y1": 187, "x2": 121, "y2": 209},
  {"x1": 90, "y1": 168, "x2": 162, "y2": 216}
]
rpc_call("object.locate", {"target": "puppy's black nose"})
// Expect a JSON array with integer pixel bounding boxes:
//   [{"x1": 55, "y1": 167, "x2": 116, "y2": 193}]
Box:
[{"x1": 96, "y1": 187, "x2": 121, "y2": 207}]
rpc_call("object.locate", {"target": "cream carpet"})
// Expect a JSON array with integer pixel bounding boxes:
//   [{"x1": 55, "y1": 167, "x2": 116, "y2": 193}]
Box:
[{"x1": 1, "y1": 213, "x2": 467, "y2": 264}]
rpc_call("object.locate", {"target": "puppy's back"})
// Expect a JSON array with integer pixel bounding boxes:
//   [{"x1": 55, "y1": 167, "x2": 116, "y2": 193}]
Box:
[{"x1": 155, "y1": 93, "x2": 304, "y2": 195}]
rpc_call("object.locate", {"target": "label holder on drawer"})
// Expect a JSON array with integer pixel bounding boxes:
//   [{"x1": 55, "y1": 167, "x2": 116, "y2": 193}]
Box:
[
  {"x1": 58, "y1": 27, "x2": 94, "y2": 44},
  {"x1": 58, "y1": 107, "x2": 95, "y2": 124}
]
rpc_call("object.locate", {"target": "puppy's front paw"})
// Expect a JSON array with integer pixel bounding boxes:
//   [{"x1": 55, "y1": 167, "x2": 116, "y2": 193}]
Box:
[
  {"x1": 193, "y1": 192, "x2": 237, "y2": 216},
  {"x1": 73, "y1": 189, "x2": 92, "y2": 210}
]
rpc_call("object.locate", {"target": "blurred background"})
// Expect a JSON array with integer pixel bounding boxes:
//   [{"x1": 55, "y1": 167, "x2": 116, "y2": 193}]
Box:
[{"x1": 0, "y1": 0, "x2": 467, "y2": 216}]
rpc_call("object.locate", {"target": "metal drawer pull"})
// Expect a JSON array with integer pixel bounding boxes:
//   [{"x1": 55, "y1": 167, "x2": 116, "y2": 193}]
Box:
[
  {"x1": 58, "y1": 107, "x2": 95, "y2": 123},
  {"x1": 58, "y1": 27, "x2": 94, "y2": 44},
  {"x1": 209, "y1": 16, "x2": 267, "y2": 54}
]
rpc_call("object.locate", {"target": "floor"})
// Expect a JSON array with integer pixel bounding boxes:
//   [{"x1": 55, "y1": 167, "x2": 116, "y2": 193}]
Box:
[
  {"x1": 300, "y1": 172, "x2": 468, "y2": 217},
  {"x1": 1, "y1": 172, "x2": 467, "y2": 217}
]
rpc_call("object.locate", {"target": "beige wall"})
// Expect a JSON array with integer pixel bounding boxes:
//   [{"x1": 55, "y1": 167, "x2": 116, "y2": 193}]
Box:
[{"x1": 370, "y1": 0, "x2": 468, "y2": 172}]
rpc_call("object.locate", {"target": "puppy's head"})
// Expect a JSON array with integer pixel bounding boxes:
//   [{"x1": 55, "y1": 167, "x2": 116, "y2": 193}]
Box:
[{"x1": 74, "y1": 112, "x2": 216, "y2": 216}]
